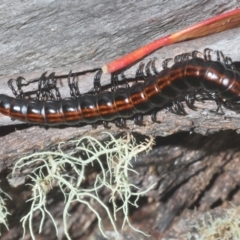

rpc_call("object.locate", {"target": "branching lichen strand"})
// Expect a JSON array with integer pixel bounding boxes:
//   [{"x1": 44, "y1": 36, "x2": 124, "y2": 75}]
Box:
[{"x1": 12, "y1": 132, "x2": 155, "y2": 240}]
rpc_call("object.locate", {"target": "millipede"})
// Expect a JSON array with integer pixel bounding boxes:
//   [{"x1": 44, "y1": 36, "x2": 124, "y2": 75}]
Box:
[{"x1": 1, "y1": 48, "x2": 240, "y2": 128}]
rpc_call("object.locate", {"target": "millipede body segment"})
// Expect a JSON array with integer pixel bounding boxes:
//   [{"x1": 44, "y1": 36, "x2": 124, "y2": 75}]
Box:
[{"x1": 1, "y1": 51, "x2": 240, "y2": 126}]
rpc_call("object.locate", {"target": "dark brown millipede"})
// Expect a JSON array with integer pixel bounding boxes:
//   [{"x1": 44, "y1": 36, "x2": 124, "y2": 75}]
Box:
[{"x1": 1, "y1": 49, "x2": 240, "y2": 127}]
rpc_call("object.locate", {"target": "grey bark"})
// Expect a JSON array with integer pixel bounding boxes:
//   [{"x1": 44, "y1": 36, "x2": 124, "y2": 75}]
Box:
[
  {"x1": 0, "y1": 0, "x2": 239, "y2": 77},
  {"x1": 1, "y1": 1, "x2": 240, "y2": 240}
]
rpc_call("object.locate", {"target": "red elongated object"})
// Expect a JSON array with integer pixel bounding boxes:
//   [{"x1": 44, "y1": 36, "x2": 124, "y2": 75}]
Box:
[{"x1": 102, "y1": 8, "x2": 240, "y2": 74}]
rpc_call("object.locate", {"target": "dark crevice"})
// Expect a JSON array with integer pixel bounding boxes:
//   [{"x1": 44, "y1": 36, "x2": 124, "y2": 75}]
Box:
[
  {"x1": 210, "y1": 199, "x2": 223, "y2": 209},
  {"x1": 0, "y1": 123, "x2": 31, "y2": 137}
]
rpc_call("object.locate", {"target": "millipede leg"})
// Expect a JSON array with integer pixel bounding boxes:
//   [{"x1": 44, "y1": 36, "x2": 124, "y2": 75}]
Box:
[
  {"x1": 68, "y1": 71, "x2": 81, "y2": 98},
  {"x1": 120, "y1": 72, "x2": 130, "y2": 89},
  {"x1": 203, "y1": 48, "x2": 213, "y2": 60},
  {"x1": 215, "y1": 50, "x2": 234, "y2": 69},
  {"x1": 174, "y1": 53, "x2": 191, "y2": 63},
  {"x1": 103, "y1": 121, "x2": 110, "y2": 129},
  {"x1": 162, "y1": 58, "x2": 172, "y2": 69},
  {"x1": 36, "y1": 72, "x2": 60, "y2": 100},
  {"x1": 134, "y1": 114, "x2": 145, "y2": 126},
  {"x1": 8, "y1": 77, "x2": 29, "y2": 98},
  {"x1": 9, "y1": 76, "x2": 41, "y2": 99},
  {"x1": 151, "y1": 59, "x2": 159, "y2": 75},
  {"x1": 111, "y1": 74, "x2": 119, "y2": 92},
  {"x1": 93, "y1": 69, "x2": 103, "y2": 94},
  {"x1": 151, "y1": 110, "x2": 160, "y2": 123},
  {"x1": 144, "y1": 59, "x2": 159, "y2": 77},
  {"x1": 37, "y1": 72, "x2": 47, "y2": 100},
  {"x1": 230, "y1": 61, "x2": 240, "y2": 71},
  {"x1": 185, "y1": 93, "x2": 196, "y2": 110},
  {"x1": 216, "y1": 50, "x2": 229, "y2": 64},
  {"x1": 210, "y1": 94, "x2": 225, "y2": 115},
  {"x1": 174, "y1": 54, "x2": 184, "y2": 63},
  {"x1": 225, "y1": 57, "x2": 233, "y2": 67},
  {"x1": 145, "y1": 60, "x2": 153, "y2": 77},
  {"x1": 45, "y1": 72, "x2": 61, "y2": 100},
  {"x1": 73, "y1": 75, "x2": 81, "y2": 97},
  {"x1": 194, "y1": 89, "x2": 207, "y2": 103},
  {"x1": 8, "y1": 79, "x2": 19, "y2": 97},
  {"x1": 135, "y1": 62, "x2": 145, "y2": 81},
  {"x1": 168, "y1": 101, "x2": 186, "y2": 115},
  {"x1": 192, "y1": 50, "x2": 202, "y2": 58},
  {"x1": 91, "y1": 123, "x2": 98, "y2": 129},
  {"x1": 47, "y1": 72, "x2": 61, "y2": 100},
  {"x1": 8, "y1": 73, "x2": 59, "y2": 100},
  {"x1": 15, "y1": 77, "x2": 28, "y2": 98},
  {"x1": 68, "y1": 70, "x2": 75, "y2": 97},
  {"x1": 115, "y1": 118, "x2": 127, "y2": 128},
  {"x1": 216, "y1": 50, "x2": 221, "y2": 62},
  {"x1": 176, "y1": 101, "x2": 186, "y2": 115},
  {"x1": 182, "y1": 52, "x2": 191, "y2": 61}
]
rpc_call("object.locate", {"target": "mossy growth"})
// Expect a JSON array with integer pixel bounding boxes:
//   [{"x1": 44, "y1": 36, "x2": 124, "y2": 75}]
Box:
[{"x1": 12, "y1": 132, "x2": 155, "y2": 240}]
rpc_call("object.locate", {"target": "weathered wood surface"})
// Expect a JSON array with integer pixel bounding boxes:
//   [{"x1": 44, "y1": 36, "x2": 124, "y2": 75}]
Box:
[
  {"x1": 2, "y1": 130, "x2": 240, "y2": 240},
  {"x1": 0, "y1": 0, "x2": 239, "y2": 77},
  {"x1": 1, "y1": 1, "x2": 240, "y2": 240}
]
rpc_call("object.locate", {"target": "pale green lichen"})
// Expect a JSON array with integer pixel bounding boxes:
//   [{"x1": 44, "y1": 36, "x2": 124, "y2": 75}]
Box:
[
  {"x1": 12, "y1": 132, "x2": 155, "y2": 240},
  {"x1": 0, "y1": 188, "x2": 11, "y2": 235},
  {"x1": 187, "y1": 204, "x2": 240, "y2": 240}
]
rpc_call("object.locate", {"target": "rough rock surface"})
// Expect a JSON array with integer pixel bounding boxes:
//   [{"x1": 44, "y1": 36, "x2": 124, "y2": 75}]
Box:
[{"x1": 1, "y1": 1, "x2": 240, "y2": 239}]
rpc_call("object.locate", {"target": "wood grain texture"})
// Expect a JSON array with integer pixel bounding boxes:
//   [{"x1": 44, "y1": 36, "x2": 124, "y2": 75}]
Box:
[
  {"x1": 0, "y1": 0, "x2": 238, "y2": 76},
  {"x1": 1, "y1": 1, "x2": 240, "y2": 239}
]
